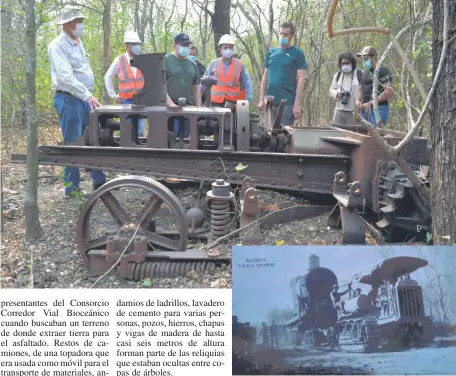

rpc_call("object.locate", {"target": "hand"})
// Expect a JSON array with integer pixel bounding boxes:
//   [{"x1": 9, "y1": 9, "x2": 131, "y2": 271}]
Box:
[
  {"x1": 283, "y1": 126, "x2": 293, "y2": 134},
  {"x1": 361, "y1": 102, "x2": 372, "y2": 111},
  {"x1": 293, "y1": 103, "x2": 302, "y2": 120},
  {"x1": 86, "y1": 96, "x2": 101, "y2": 111},
  {"x1": 356, "y1": 100, "x2": 363, "y2": 108},
  {"x1": 115, "y1": 95, "x2": 124, "y2": 104},
  {"x1": 258, "y1": 100, "x2": 265, "y2": 111},
  {"x1": 336, "y1": 92, "x2": 342, "y2": 100}
]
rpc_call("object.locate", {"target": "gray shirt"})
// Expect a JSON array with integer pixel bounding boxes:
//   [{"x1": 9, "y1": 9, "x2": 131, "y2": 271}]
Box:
[
  {"x1": 48, "y1": 32, "x2": 94, "y2": 101},
  {"x1": 329, "y1": 69, "x2": 360, "y2": 112}
]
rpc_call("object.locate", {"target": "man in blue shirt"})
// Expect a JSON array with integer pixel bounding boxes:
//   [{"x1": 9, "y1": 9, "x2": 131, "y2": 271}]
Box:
[{"x1": 258, "y1": 21, "x2": 308, "y2": 126}]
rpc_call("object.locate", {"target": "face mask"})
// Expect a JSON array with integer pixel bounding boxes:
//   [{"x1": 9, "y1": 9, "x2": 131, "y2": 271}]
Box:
[
  {"x1": 178, "y1": 46, "x2": 190, "y2": 57},
  {"x1": 363, "y1": 59, "x2": 372, "y2": 70},
  {"x1": 222, "y1": 49, "x2": 233, "y2": 59},
  {"x1": 72, "y1": 23, "x2": 84, "y2": 38},
  {"x1": 279, "y1": 37, "x2": 289, "y2": 46},
  {"x1": 131, "y1": 45, "x2": 141, "y2": 55},
  {"x1": 188, "y1": 55, "x2": 197, "y2": 61},
  {"x1": 341, "y1": 65, "x2": 353, "y2": 73}
]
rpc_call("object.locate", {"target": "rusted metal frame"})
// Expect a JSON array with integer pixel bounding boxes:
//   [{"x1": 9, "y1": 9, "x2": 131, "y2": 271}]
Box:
[
  {"x1": 12, "y1": 147, "x2": 350, "y2": 194},
  {"x1": 272, "y1": 99, "x2": 287, "y2": 129}
]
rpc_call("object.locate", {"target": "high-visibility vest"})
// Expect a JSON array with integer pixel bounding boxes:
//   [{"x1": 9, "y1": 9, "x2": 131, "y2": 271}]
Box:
[
  {"x1": 118, "y1": 53, "x2": 144, "y2": 99},
  {"x1": 211, "y1": 58, "x2": 244, "y2": 103}
]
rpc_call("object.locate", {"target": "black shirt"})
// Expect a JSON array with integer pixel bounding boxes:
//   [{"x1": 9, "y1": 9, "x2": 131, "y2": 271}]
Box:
[{"x1": 361, "y1": 66, "x2": 393, "y2": 105}]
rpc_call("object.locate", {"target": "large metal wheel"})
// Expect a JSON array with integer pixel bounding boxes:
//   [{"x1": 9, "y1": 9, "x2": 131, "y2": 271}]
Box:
[{"x1": 76, "y1": 175, "x2": 188, "y2": 268}]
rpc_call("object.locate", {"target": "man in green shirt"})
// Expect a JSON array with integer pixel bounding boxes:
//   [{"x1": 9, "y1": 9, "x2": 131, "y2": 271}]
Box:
[
  {"x1": 165, "y1": 33, "x2": 201, "y2": 138},
  {"x1": 258, "y1": 21, "x2": 308, "y2": 126}
]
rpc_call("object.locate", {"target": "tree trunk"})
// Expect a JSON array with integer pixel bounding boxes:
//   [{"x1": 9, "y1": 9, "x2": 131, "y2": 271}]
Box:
[
  {"x1": 102, "y1": 0, "x2": 112, "y2": 104},
  {"x1": 430, "y1": 0, "x2": 456, "y2": 243},
  {"x1": 24, "y1": 0, "x2": 43, "y2": 240},
  {"x1": 213, "y1": 0, "x2": 231, "y2": 54}
]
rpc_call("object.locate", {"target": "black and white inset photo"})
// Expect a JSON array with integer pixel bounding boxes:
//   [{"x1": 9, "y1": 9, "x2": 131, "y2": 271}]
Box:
[{"x1": 232, "y1": 245, "x2": 456, "y2": 375}]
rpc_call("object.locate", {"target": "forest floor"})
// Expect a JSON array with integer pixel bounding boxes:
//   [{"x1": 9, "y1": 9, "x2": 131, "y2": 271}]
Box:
[{"x1": 1, "y1": 125, "x2": 378, "y2": 289}]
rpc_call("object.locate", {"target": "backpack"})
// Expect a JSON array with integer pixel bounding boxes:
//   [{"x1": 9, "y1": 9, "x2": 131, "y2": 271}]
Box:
[{"x1": 336, "y1": 68, "x2": 362, "y2": 83}]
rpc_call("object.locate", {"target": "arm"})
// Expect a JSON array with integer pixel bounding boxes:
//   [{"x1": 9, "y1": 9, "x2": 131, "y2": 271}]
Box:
[
  {"x1": 48, "y1": 43, "x2": 92, "y2": 101},
  {"x1": 245, "y1": 70, "x2": 254, "y2": 101},
  {"x1": 293, "y1": 69, "x2": 306, "y2": 119},
  {"x1": 258, "y1": 68, "x2": 268, "y2": 109},
  {"x1": 200, "y1": 61, "x2": 214, "y2": 95},
  {"x1": 193, "y1": 84, "x2": 202, "y2": 106},
  {"x1": 104, "y1": 57, "x2": 120, "y2": 100},
  {"x1": 167, "y1": 94, "x2": 177, "y2": 107},
  {"x1": 329, "y1": 73, "x2": 339, "y2": 100}
]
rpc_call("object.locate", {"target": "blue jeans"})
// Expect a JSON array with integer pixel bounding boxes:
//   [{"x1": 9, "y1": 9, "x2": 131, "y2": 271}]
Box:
[
  {"x1": 123, "y1": 98, "x2": 145, "y2": 137},
  {"x1": 53, "y1": 93, "x2": 106, "y2": 193},
  {"x1": 361, "y1": 105, "x2": 389, "y2": 128},
  {"x1": 173, "y1": 117, "x2": 190, "y2": 138}
]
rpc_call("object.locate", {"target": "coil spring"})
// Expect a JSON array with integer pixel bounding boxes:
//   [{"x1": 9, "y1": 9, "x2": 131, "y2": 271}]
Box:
[
  {"x1": 127, "y1": 261, "x2": 216, "y2": 281},
  {"x1": 210, "y1": 199, "x2": 231, "y2": 238}
]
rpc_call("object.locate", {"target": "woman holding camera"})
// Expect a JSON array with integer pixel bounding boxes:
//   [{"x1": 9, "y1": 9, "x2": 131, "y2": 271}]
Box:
[{"x1": 329, "y1": 52, "x2": 362, "y2": 126}]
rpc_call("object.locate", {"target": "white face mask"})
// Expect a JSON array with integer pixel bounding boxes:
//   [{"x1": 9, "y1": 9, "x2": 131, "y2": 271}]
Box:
[
  {"x1": 341, "y1": 65, "x2": 353, "y2": 73},
  {"x1": 72, "y1": 23, "x2": 84, "y2": 38}
]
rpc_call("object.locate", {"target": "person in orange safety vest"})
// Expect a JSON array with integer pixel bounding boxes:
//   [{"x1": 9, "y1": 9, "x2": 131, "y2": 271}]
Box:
[
  {"x1": 201, "y1": 34, "x2": 253, "y2": 107},
  {"x1": 104, "y1": 31, "x2": 145, "y2": 136}
]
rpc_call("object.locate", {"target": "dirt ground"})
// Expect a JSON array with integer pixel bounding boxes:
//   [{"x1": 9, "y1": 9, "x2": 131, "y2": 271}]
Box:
[
  {"x1": 233, "y1": 336, "x2": 456, "y2": 375},
  {"x1": 1, "y1": 126, "x2": 373, "y2": 289}
]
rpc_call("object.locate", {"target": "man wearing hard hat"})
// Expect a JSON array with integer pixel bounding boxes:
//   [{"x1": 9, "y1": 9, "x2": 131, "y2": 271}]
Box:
[
  {"x1": 104, "y1": 31, "x2": 145, "y2": 137},
  {"x1": 48, "y1": 5, "x2": 106, "y2": 198},
  {"x1": 201, "y1": 34, "x2": 253, "y2": 106}
]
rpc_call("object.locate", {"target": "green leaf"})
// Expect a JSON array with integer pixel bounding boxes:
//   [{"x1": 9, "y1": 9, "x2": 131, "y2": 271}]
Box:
[
  {"x1": 441, "y1": 236, "x2": 451, "y2": 240},
  {"x1": 275, "y1": 240, "x2": 285, "y2": 246},
  {"x1": 64, "y1": 182, "x2": 73, "y2": 188},
  {"x1": 235, "y1": 163, "x2": 248, "y2": 172},
  {"x1": 143, "y1": 278, "x2": 152, "y2": 287},
  {"x1": 426, "y1": 232, "x2": 433, "y2": 243}
]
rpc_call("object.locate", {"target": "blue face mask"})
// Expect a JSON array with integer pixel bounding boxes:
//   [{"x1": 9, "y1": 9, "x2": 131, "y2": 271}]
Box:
[
  {"x1": 131, "y1": 45, "x2": 141, "y2": 55},
  {"x1": 178, "y1": 46, "x2": 190, "y2": 57},
  {"x1": 279, "y1": 37, "x2": 289, "y2": 46},
  {"x1": 363, "y1": 59, "x2": 372, "y2": 70},
  {"x1": 188, "y1": 55, "x2": 197, "y2": 61}
]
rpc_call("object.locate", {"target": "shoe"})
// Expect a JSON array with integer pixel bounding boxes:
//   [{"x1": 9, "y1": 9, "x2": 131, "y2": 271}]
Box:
[{"x1": 64, "y1": 188, "x2": 88, "y2": 199}]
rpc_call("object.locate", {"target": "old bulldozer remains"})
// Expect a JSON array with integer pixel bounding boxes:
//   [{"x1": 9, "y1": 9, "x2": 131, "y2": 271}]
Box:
[{"x1": 11, "y1": 53, "x2": 432, "y2": 280}]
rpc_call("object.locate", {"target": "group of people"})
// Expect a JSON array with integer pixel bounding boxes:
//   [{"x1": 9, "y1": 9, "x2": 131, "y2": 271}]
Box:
[
  {"x1": 48, "y1": 4, "x2": 393, "y2": 198},
  {"x1": 259, "y1": 320, "x2": 280, "y2": 348}
]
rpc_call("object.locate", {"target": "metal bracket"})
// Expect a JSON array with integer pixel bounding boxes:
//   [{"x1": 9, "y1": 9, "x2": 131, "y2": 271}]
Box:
[
  {"x1": 239, "y1": 187, "x2": 262, "y2": 244},
  {"x1": 331, "y1": 171, "x2": 366, "y2": 244}
]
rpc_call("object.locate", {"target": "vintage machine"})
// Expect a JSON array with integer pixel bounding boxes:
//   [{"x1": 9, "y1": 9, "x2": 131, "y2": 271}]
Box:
[
  {"x1": 286, "y1": 255, "x2": 433, "y2": 352},
  {"x1": 11, "y1": 53, "x2": 431, "y2": 279}
]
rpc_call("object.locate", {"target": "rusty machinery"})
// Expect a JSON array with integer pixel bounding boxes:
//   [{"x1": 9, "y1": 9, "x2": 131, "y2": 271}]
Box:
[
  {"x1": 11, "y1": 53, "x2": 431, "y2": 279},
  {"x1": 286, "y1": 255, "x2": 433, "y2": 352}
]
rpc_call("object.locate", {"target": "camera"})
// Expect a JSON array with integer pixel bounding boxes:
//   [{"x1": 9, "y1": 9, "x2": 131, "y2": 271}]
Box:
[{"x1": 340, "y1": 89, "x2": 351, "y2": 105}]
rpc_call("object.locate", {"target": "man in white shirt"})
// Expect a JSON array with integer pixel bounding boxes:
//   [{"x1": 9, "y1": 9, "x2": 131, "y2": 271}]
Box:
[
  {"x1": 104, "y1": 31, "x2": 145, "y2": 137},
  {"x1": 48, "y1": 5, "x2": 105, "y2": 198}
]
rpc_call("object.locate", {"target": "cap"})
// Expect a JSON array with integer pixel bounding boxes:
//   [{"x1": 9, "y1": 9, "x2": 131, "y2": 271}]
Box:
[
  {"x1": 174, "y1": 33, "x2": 192, "y2": 46},
  {"x1": 57, "y1": 5, "x2": 86, "y2": 25},
  {"x1": 356, "y1": 46, "x2": 377, "y2": 57},
  {"x1": 124, "y1": 31, "x2": 142, "y2": 43}
]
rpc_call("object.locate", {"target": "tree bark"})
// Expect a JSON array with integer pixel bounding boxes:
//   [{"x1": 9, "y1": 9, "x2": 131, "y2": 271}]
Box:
[
  {"x1": 24, "y1": 0, "x2": 43, "y2": 240},
  {"x1": 213, "y1": 0, "x2": 231, "y2": 54},
  {"x1": 430, "y1": 0, "x2": 456, "y2": 243}
]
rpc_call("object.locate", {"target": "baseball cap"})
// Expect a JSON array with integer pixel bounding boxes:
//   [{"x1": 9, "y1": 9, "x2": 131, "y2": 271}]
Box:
[
  {"x1": 356, "y1": 46, "x2": 377, "y2": 57},
  {"x1": 174, "y1": 33, "x2": 192, "y2": 46}
]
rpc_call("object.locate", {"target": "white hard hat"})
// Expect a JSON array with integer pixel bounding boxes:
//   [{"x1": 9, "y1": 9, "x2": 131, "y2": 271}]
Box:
[
  {"x1": 218, "y1": 34, "x2": 235, "y2": 46},
  {"x1": 124, "y1": 31, "x2": 142, "y2": 43}
]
